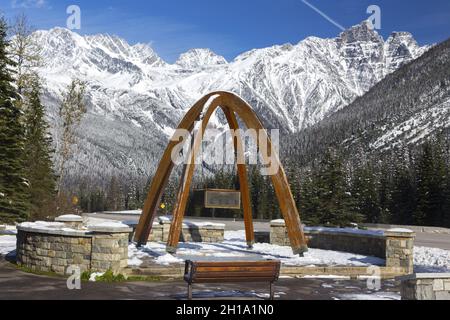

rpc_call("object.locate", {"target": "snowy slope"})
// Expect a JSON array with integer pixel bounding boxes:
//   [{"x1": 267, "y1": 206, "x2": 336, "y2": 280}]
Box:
[{"x1": 31, "y1": 21, "x2": 428, "y2": 182}]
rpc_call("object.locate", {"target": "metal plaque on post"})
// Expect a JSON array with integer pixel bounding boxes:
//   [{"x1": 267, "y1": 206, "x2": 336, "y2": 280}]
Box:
[{"x1": 204, "y1": 189, "x2": 241, "y2": 209}]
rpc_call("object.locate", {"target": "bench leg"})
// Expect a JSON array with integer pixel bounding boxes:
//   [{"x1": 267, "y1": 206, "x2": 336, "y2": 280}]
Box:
[
  {"x1": 269, "y1": 282, "x2": 275, "y2": 300},
  {"x1": 188, "y1": 283, "x2": 193, "y2": 300}
]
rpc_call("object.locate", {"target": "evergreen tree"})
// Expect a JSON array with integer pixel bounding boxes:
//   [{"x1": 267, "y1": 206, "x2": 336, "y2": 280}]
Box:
[
  {"x1": 0, "y1": 17, "x2": 29, "y2": 223},
  {"x1": 378, "y1": 161, "x2": 393, "y2": 224},
  {"x1": 106, "y1": 176, "x2": 121, "y2": 211},
  {"x1": 351, "y1": 162, "x2": 381, "y2": 223},
  {"x1": 390, "y1": 163, "x2": 416, "y2": 225},
  {"x1": 57, "y1": 78, "x2": 86, "y2": 211},
  {"x1": 314, "y1": 149, "x2": 362, "y2": 227},
  {"x1": 9, "y1": 13, "x2": 42, "y2": 95},
  {"x1": 299, "y1": 169, "x2": 322, "y2": 225},
  {"x1": 414, "y1": 141, "x2": 447, "y2": 226},
  {"x1": 249, "y1": 165, "x2": 265, "y2": 219},
  {"x1": 22, "y1": 75, "x2": 56, "y2": 220}
]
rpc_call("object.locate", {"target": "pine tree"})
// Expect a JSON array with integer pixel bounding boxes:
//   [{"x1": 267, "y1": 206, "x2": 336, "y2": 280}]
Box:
[
  {"x1": 414, "y1": 140, "x2": 447, "y2": 226},
  {"x1": 106, "y1": 176, "x2": 121, "y2": 211},
  {"x1": 299, "y1": 170, "x2": 320, "y2": 225},
  {"x1": 9, "y1": 13, "x2": 42, "y2": 96},
  {"x1": 315, "y1": 149, "x2": 362, "y2": 227},
  {"x1": 249, "y1": 165, "x2": 265, "y2": 219},
  {"x1": 390, "y1": 162, "x2": 416, "y2": 225},
  {"x1": 22, "y1": 75, "x2": 56, "y2": 220},
  {"x1": 0, "y1": 17, "x2": 29, "y2": 223},
  {"x1": 351, "y1": 162, "x2": 381, "y2": 223},
  {"x1": 57, "y1": 78, "x2": 86, "y2": 208}
]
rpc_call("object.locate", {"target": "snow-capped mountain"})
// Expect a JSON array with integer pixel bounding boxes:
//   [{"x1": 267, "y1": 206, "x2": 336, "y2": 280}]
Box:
[
  {"x1": 32, "y1": 21, "x2": 428, "y2": 183},
  {"x1": 176, "y1": 48, "x2": 228, "y2": 69},
  {"x1": 283, "y1": 36, "x2": 450, "y2": 164}
]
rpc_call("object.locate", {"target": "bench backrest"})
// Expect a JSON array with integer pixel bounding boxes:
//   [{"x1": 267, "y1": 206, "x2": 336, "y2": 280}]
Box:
[{"x1": 184, "y1": 260, "x2": 281, "y2": 284}]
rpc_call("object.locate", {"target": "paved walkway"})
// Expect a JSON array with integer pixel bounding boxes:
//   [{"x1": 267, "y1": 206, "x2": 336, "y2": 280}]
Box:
[{"x1": 0, "y1": 257, "x2": 399, "y2": 300}]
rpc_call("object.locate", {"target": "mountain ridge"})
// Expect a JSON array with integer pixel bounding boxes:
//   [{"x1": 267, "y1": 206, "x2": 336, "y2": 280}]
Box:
[{"x1": 28, "y1": 21, "x2": 430, "y2": 185}]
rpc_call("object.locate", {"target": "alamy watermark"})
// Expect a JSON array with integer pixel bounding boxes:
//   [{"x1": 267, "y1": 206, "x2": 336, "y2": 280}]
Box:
[
  {"x1": 66, "y1": 265, "x2": 81, "y2": 290},
  {"x1": 367, "y1": 5, "x2": 381, "y2": 30},
  {"x1": 170, "y1": 128, "x2": 281, "y2": 176},
  {"x1": 66, "y1": 5, "x2": 81, "y2": 30},
  {"x1": 366, "y1": 266, "x2": 381, "y2": 291}
]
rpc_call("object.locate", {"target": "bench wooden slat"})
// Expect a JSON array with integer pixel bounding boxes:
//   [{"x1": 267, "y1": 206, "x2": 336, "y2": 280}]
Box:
[
  {"x1": 193, "y1": 271, "x2": 279, "y2": 279},
  {"x1": 191, "y1": 261, "x2": 278, "y2": 267},
  {"x1": 186, "y1": 277, "x2": 277, "y2": 284},
  {"x1": 184, "y1": 260, "x2": 281, "y2": 300},
  {"x1": 195, "y1": 266, "x2": 278, "y2": 272}
]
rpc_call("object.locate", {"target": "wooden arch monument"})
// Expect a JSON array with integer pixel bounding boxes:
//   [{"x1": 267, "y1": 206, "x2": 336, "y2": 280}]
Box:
[{"x1": 134, "y1": 91, "x2": 308, "y2": 255}]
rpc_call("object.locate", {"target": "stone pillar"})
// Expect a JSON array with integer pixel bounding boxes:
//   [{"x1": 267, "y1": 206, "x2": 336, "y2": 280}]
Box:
[
  {"x1": 160, "y1": 218, "x2": 172, "y2": 242},
  {"x1": 148, "y1": 222, "x2": 164, "y2": 242},
  {"x1": 270, "y1": 219, "x2": 290, "y2": 246},
  {"x1": 397, "y1": 274, "x2": 450, "y2": 300},
  {"x1": 385, "y1": 229, "x2": 415, "y2": 274},
  {"x1": 88, "y1": 223, "x2": 133, "y2": 274}
]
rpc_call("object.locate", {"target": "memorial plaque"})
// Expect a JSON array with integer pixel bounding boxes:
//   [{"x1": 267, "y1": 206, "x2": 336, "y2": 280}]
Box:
[{"x1": 204, "y1": 189, "x2": 241, "y2": 209}]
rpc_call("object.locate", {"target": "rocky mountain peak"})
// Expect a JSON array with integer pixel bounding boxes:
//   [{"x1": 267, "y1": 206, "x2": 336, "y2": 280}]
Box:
[
  {"x1": 338, "y1": 20, "x2": 383, "y2": 44},
  {"x1": 175, "y1": 48, "x2": 227, "y2": 69}
]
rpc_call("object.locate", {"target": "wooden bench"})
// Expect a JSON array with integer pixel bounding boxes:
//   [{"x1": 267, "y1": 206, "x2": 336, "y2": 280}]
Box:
[{"x1": 183, "y1": 260, "x2": 281, "y2": 300}]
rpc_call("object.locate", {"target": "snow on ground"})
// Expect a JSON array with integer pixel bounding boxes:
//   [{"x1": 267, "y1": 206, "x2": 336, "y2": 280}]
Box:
[
  {"x1": 102, "y1": 210, "x2": 142, "y2": 215},
  {"x1": 414, "y1": 246, "x2": 450, "y2": 273},
  {"x1": 2, "y1": 225, "x2": 449, "y2": 274},
  {"x1": 0, "y1": 235, "x2": 16, "y2": 256},
  {"x1": 128, "y1": 230, "x2": 385, "y2": 267},
  {"x1": 336, "y1": 292, "x2": 400, "y2": 300}
]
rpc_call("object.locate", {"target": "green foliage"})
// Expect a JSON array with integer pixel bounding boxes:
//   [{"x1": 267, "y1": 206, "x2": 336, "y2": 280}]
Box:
[
  {"x1": 94, "y1": 270, "x2": 126, "y2": 282},
  {"x1": 57, "y1": 79, "x2": 87, "y2": 199},
  {"x1": 299, "y1": 149, "x2": 363, "y2": 227},
  {"x1": 0, "y1": 16, "x2": 30, "y2": 223},
  {"x1": 81, "y1": 271, "x2": 91, "y2": 282},
  {"x1": 22, "y1": 75, "x2": 56, "y2": 220}
]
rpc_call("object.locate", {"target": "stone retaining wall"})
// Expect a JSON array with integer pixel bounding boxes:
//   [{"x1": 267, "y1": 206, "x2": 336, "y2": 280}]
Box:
[
  {"x1": 397, "y1": 274, "x2": 450, "y2": 300},
  {"x1": 147, "y1": 218, "x2": 224, "y2": 243},
  {"x1": 270, "y1": 220, "x2": 415, "y2": 274},
  {"x1": 16, "y1": 221, "x2": 131, "y2": 276}
]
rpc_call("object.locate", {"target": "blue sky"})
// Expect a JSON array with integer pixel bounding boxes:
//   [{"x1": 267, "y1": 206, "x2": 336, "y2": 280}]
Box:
[{"x1": 1, "y1": 0, "x2": 449, "y2": 62}]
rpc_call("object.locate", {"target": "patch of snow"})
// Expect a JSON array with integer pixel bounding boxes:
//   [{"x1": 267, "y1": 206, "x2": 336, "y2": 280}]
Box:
[
  {"x1": 305, "y1": 226, "x2": 384, "y2": 237},
  {"x1": 87, "y1": 221, "x2": 129, "y2": 228},
  {"x1": 338, "y1": 292, "x2": 400, "y2": 300},
  {"x1": 89, "y1": 272, "x2": 105, "y2": 282},
  {"x1": 128, "y1": 256, "x2": 143, "y2": 267},
  {"x1": 57, "y1": 214, "x2": 82, "y2": 220},
  {"x1": 387, "y1": 228, "x2": 414, "y2": 233},
  {"x1": 183, "y1": 221, "x2": 225, "y2": 228},
  {"x1": 302, "y1": 275, "x2": 351, "y2": 279},
  {"x1": 157, "y1": 216, "x2": 225, "y2": 228},
  {"x1": 128, "y1": 230, "x2": 385, "y2": 267},
  {"x1": 414, "y1": 246, "x2": 450, "y2": 273},
  {"x1": 155, "y1": 254, "x2": 183, "y2": 266},
  {"x1": 0, "y1": 235, "x2": 17, "y2": 256},
  {"x1": 126, "y1": 230, "x2": 450, "y2": 273},
  {"x1": 19, "y1": 221, "x2": 67, "y2": 230}
]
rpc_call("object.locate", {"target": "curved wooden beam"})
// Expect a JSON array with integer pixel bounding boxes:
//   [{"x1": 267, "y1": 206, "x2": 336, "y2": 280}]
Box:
[
  {"x1": 134, "y1": 91, "x2": 308, "y2": 255},
  {"x1": 221, "y1": 106, "x2": 255, "y2": 248}
]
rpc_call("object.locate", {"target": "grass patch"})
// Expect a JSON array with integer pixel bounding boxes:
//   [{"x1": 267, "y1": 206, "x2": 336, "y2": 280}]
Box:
[
  {"x1": 16, "y1": 265, "x2": 64, "y2": 278},
  {"x1": 95, "y1": 270, "x2": 126, "y2": 282},
  {"x1": 126, "y1": 275, "x2": 162, "y2": 282},
  {"x1": 16, "y1": 265, "x2": 162, "y2": 283}
]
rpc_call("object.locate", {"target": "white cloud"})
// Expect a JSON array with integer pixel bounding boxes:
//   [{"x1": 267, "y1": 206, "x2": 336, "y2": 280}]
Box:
[{"x1": 11, "y1": 0, "x2": 48, "y2": 9}]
